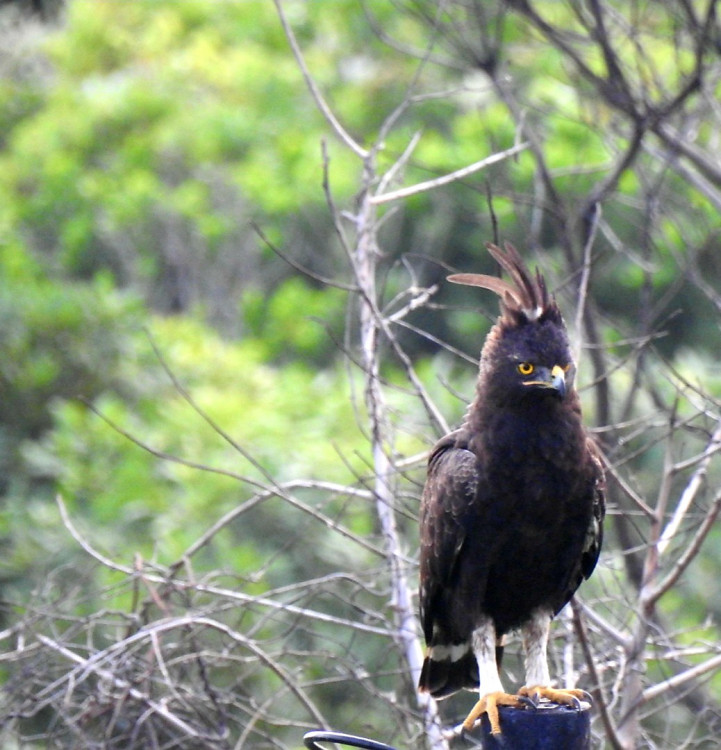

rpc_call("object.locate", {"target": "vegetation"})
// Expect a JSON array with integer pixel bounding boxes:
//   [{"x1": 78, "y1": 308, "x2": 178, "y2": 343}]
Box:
[{"x1": 2, "y1": 1, "x2": 721, "y2": 748}]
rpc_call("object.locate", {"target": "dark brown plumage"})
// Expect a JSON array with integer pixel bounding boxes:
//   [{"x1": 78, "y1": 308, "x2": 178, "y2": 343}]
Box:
[{"x1": 418, "y1": 242, "x2": 605, "y2": 734}]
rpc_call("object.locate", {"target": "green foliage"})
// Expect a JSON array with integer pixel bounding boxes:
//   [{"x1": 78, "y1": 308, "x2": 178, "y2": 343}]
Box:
[
  {"x1": 3, "y1": 0, "x2": 718, "y2": 359},
  {"x1": 0, "y1": 240, "x2": 142, "y2": 441},
  {"x1": 24, "y1": 315, "x2": 370, "y2": 569},
  {"x1": 242, "y1": 276, "x2": 347, "y2": 363},
  {"x1": 0, "y1": 0, "x2": 370, "y2": 304},
  {"x1": 2, "y1": 0, "x2": 721, "y2": 745}
]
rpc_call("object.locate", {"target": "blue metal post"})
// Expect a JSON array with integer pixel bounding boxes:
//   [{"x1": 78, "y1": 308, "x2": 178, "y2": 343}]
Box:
[{"x1": 479, "y1": 703, "x2": 592, "y2": 750}]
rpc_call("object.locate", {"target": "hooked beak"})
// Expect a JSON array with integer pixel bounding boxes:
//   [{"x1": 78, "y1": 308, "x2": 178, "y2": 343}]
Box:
[{"x1": 522, "y1": 364, "x2": 568, "y2": 398}]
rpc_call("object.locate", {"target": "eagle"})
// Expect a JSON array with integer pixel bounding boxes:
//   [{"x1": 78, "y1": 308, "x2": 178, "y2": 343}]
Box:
[{"x1": 418, "y1": 242, "x2": 605, "y2": 735}]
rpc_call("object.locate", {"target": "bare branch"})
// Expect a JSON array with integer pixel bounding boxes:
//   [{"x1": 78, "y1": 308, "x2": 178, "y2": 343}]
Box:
[
  {"x1": 572, "y1": 599, "x2": 625, "y2": 750},
  {"x1": 273, "y1": 0, "x2": 368, "y2": 159},
  {"x1": 657, "y1": 419, "x2": 721, "y2": 557},
  {"x1": 369, "y1": 141, "x2": 529, "y2": 205},
  {"x1": 650, "y1": 485, "x2": 721, "y2": 606},
  {"x1": 57, "y1": 495, "x2": 133, "y2": 576},
  {"x1": 642, "y1": 651, "x2": 721, "y2": 705}
]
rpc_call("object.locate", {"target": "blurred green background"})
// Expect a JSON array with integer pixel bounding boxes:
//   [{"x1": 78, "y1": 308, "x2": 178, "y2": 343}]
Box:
[{"x1": 2, "y1": 1, "x2": 721, "y2": 747}]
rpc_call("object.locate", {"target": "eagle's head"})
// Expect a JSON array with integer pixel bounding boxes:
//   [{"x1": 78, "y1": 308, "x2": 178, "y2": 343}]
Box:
[{"x1": 449, "y1": 242, "x2": 575, "y2": 408}]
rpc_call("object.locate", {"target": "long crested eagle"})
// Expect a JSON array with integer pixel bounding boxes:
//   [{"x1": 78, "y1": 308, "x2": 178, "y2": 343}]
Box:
[{"x1": 418, "y1": 242, "x2": 605, "y2": 735}]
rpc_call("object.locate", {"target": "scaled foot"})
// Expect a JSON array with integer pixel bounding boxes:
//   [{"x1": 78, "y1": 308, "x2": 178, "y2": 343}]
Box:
[{"x1": 462, "y1": 691, "x2": 524, "y2": 735}]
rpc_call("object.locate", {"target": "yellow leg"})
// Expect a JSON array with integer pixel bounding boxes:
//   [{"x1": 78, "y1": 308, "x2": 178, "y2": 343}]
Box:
[{"x1": 462, "y1": 691, "x2": 524, "y2": 735}]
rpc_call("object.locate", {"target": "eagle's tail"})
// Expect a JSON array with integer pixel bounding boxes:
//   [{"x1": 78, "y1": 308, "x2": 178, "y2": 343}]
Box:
[
  {"x1": 418, "y1": 643, "x2": 504, "y2": 699},
  {"x1": 418, "y1": 647, "x2": 478, "y2": 699}
]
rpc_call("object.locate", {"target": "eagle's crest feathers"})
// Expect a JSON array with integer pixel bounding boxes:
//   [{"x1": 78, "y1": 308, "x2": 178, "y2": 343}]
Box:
[{"x1": 448, "y1": 241, "x2": 559, "y2": 326}]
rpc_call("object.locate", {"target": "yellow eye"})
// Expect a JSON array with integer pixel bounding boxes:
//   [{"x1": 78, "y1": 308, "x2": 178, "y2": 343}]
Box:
[{"x1": 517, "y1": 362, "x2": 535, "y2": 376}]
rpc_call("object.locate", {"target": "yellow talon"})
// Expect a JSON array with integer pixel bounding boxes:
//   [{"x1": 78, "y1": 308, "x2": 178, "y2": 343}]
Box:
[
  {"x1": 462, "y1": 691, "x2": 524, "y2": 734},
  {"x1": 463, "y1": 686, "x2": 592, "y2": 735}
]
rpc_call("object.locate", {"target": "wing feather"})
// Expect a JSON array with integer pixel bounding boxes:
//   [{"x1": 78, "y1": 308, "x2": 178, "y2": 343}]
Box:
[
  {"x1": 581, "y1": 440, "x2": 606, "y2": 581},
  {"x1": 419, "y1": 430, "x2": 480, "y2": 644},
  {"x1": 554, "y1": 438, "x2": 606, "y2": 615}
]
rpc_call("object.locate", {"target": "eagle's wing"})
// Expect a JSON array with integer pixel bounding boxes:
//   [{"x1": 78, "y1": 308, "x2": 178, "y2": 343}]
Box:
[
  {"x1": 555, "y1": 437, "x2": 606, "y2": 616},
  {"x1": 418, "y1": 429, "x2": 497, "y2": 698},
  {"x1": 419, "y1": 429, "x2": 479, "y2": 644},
  {"x1": 580, "y1": 439, "x2": 606, "y2": 580}
]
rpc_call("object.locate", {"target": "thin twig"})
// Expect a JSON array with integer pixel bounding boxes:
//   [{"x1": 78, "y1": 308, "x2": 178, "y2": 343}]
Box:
[
  {"x1": 56, "y1": 495, "x2": 398, "y2": 638},
  {"x1": 572, "y1": 599, "x2": 625, "y2": 750},
  {"x1": 573, "y1": 201, "x2": 601, "y2": 366},
  {"x1": 34, "y1": 633, "x2": 211, "y2": 739},
  {"x1": 656, "y1": 419, "x2": 721, "y2": 557},
  {"x1": 641, "y1": 651, "x2": 721, "y2": 705},
  {"x1": 650, "y1": 485, "x2": 721, "y2": 605},
  {"x1": 370, "y1": 141, "x2": 529, "y2": 205},
  {"x1": 57, "y1": 495, "x2": 133, "y2": 575},
  {"x1": 251, "y1": 221, "x2": 359, "y2": 292},
  {"x1": 273, "y1": 0, "x2": 368, "y2": 160}
]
